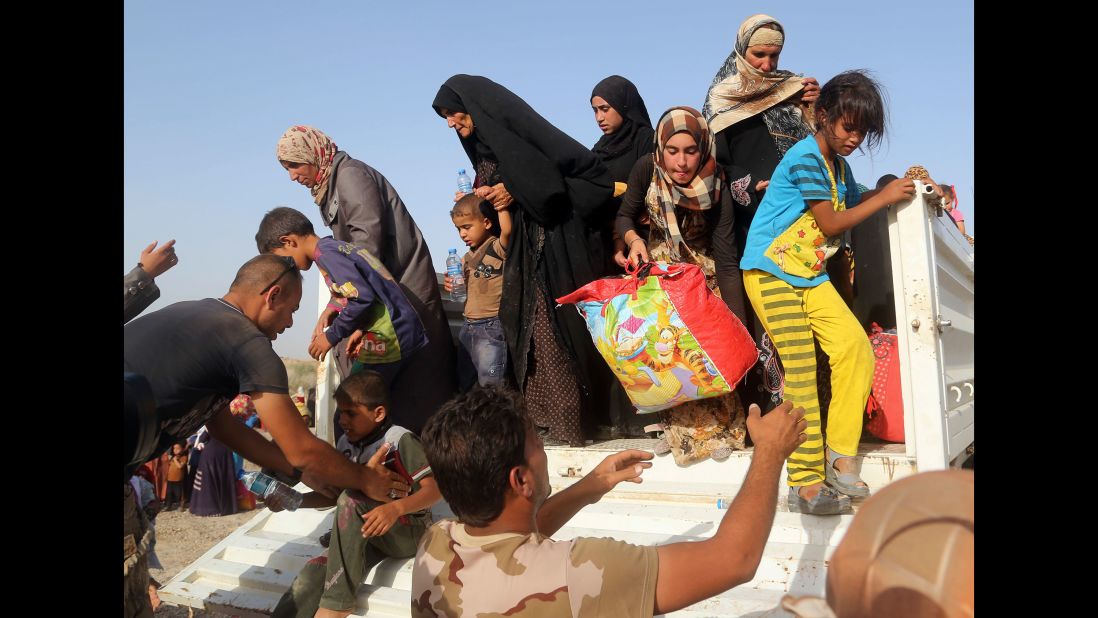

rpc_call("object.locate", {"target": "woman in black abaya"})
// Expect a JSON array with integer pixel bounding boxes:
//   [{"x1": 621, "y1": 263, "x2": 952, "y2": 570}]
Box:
[{"x1": 433, "y1": 75, "x2": 616, "y2": 446}]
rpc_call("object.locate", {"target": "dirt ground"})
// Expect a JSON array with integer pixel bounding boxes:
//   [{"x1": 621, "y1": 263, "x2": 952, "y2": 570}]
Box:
[{"x1": 148, "y1": 461, "x2": 265, "y2": 617}]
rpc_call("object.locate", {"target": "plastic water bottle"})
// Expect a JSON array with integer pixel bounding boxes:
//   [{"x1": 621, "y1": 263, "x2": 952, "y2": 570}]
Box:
[
  {"x1": 717, "y1": 498, "x2": 731, "y2": 509},
  {"x1": 456, "y1": 168, "x2": 473, "y2": 195},
  {"x1": 446, "y1": 249, "x2": 467, "y2": 302},
  {"x1": 242, "y1": 471, "x2": 303, "y2": 512}
]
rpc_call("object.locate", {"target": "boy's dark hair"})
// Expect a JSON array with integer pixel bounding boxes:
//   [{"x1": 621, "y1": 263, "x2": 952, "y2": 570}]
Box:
[
  {"x1": 420, "y1": 386, "x2": 529, "y2": 526},
  {"x1": 876, "y1": 174, "x2": 899, "y2": 189},
  {"x1": 816, "y1": 69, "x2": 887, "y2": 154},
  {"x1": 255, "y1": 207, "x2": 316, "y2": 253},
  {"x1": 450, "y1": 194, "x2": 500, "y2": 238},
  {"x1": 334, "y1": 370, "x2": 389, "y2": 409}
]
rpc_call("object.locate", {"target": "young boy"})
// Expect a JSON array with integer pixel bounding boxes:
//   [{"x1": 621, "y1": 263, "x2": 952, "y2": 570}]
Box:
[
  {"x1": 448, "y1": 193, "x2": 511, "y2": 387},
  {"x1": 271, "y1": 370, "x2": 441, "y2": 618},
  {"x1": 255, "y1": 207, "x2": 428, "y2": 384},
  {"x1": 164, "y1": 441, "x2": 188, "y2": 511}
]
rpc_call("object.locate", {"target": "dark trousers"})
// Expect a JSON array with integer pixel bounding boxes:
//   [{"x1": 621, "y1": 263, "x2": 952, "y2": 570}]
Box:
[{"x1": 166, "y1": 480, "x2": 185, "y2": 507}]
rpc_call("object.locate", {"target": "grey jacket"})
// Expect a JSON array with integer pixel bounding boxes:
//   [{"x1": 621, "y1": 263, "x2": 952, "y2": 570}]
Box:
[
  {"x1": 322, "y1": 153, "x2": 439, "y2": 307},
  {"x1": 320, "y1": 153, "x2": 456, "y2": 431}
]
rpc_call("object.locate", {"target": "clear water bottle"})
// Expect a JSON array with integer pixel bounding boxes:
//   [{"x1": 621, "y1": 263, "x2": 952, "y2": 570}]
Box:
[
  {"x1": 446, "y1": 249, "x2": 467, "y2": 303},
  {"x1": 457, "y1": 168, "x2": 473, "y2": 195},
  {"x1": 241, "y1": 471, "x2": 303, "y2": 512}
]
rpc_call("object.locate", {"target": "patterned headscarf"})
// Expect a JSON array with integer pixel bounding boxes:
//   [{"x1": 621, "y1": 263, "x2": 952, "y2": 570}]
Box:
[
  {"x1": 648, "y1": 107, "x2": 725, "y2": 262},
  {"x1": 276, "y1": 125, "x2": 340, "y2": 206},
  {"x1": 702, "y1": 14, "x2": 811, "y2": 136},
  {"x1": 653, "y1": 106, "x2": 723, "y2": 214}
]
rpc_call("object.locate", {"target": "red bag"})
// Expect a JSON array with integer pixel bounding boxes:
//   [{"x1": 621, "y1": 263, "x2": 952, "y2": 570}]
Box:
[
  {"x1": 556, "y1": 262, "x2": 757, "y2": 413},
  {"x1": 865, "y1": 323, "x2": 904, "y2": 442}
]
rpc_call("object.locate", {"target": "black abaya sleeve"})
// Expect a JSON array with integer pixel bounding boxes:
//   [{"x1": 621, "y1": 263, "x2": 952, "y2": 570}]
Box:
[
  {"x1": 711, "y1": 189, "x2": 747, "y2": 324},
  {"x1": 614, "y1": 157, "x2": 654, "y2": 240}
]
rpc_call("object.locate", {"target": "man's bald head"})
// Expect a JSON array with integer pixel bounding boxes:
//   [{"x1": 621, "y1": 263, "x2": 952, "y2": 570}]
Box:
[{"x1": 229, "y1": 254, "x2": 303, "y2": 295}]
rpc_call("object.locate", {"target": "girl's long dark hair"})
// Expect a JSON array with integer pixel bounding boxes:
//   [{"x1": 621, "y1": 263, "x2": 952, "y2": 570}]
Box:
[{"x1": 816, "y1": 69, "x2": 888, "y2": 154}]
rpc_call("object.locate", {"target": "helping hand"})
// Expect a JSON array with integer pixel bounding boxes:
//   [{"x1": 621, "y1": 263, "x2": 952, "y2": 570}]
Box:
[
  {"x1": 481, "y1": 183, "x2": 514, "y2": 210},
  {"x1": 362, "y1": 443, "x2": 410, "y2": 503},
  {"x1": 745, "y1": 401, "x2": 807, "y2": 461},
  {"x1": 584, "y1": 449, "x2": 654, "y2": 495},
  {"x1": 308, "y1": 333, "x2": 334, "y2": 361}
]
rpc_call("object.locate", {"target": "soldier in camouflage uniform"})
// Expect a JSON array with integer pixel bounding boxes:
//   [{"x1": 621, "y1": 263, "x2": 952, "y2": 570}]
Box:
[{"x1": 414, "y1": 385, "x2": 807, "y2": 617}]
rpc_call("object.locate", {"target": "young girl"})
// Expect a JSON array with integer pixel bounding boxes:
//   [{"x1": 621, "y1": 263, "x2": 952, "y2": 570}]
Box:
[
  {"x1": 740, "y1": 70, "x2": 915, "y2": 515},
  {"x1": 939, "y1": 182, "x2": 968, "y2": 237}
]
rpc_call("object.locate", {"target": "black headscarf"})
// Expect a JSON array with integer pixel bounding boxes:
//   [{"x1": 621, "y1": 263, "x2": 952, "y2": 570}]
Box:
[
  {"x1": 433, "y1": 76, "x2": 613, "y2": 226},
  {"x1": 590, "y1": 75, "x2": 655, "y2": 182},
  {"x1": 432, "y1": 75, "x2": 615, "y2": 388}
]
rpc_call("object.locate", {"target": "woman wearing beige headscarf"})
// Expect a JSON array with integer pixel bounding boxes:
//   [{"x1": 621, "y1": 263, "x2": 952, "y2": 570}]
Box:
[
  {"x1": 616, "y1": 106, "x2": 750, "y2": 466},
  {"x1": 276, "y1": 125, "x2": 456, "y2": 434},
  {"x1": 702, "y1": 14, "x2": 821, "y2": 416}
]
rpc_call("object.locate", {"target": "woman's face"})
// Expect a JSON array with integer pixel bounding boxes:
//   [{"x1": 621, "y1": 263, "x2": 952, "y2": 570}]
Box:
[
  {"x1": 591, "y1": 96, "x2": 624, "y2": 135},
  {"x1": 661, "y1": 132, "x2": 702, "y2": 185},
  {"x1": 439, "y1": 108, "x2": 475, "y2": 138},
  {"x1": 281, "y1": 160, "x2": 319, "y2": 188},
  {"x1": 744, "y1": 44, "x2": 781, "y2": 72}
]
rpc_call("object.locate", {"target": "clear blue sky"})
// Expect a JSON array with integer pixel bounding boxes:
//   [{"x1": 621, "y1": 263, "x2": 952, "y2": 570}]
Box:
[{"x1": 124, "y1": 0, "x2": 974, "y2": 359}]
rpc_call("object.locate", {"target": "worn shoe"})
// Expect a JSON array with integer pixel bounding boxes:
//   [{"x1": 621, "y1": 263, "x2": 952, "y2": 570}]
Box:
[
  {"x1": 787, "y1": 485, "x2": 851, "y2": 515},
  {"x1": 825, "y1": 447, "x2": 871, "y2": 498}
]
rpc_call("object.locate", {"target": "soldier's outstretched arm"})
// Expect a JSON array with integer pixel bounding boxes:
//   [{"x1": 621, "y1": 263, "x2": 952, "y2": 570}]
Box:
[{"x1": 535, "y1": 449, "x2": 653, "y2": 536}]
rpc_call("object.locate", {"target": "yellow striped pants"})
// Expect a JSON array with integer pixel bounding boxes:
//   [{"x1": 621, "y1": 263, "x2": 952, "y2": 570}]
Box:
[{"x1": 743, "y1": 270, "x2": 874, "y2": 486}]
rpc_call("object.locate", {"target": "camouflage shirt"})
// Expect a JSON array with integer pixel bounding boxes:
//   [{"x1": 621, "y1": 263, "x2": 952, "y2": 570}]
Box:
[{"x1": 412, "y1": 519, "x2": 658, "y2": 617}]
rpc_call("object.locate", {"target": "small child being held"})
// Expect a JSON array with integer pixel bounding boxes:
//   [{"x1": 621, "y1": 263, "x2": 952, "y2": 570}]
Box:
[
  {"x1": 270, "y1": 370, "x2": 440, "y2": 618},
  {"x1": 255, "y1": 207, "x2": 428, "y2": 384},
  {"x1": 446, "y1": 193, "x2": 512, "y2": 387}
]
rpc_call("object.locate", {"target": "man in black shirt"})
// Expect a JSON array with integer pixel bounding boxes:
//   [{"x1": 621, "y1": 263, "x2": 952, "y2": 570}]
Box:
[{"x1": 124, "y1": 254, "x2": 407, "y2": 617}]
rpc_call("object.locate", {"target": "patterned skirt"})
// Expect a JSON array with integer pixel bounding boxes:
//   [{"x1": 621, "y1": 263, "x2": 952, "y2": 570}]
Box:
[{"x1": 522, "y1": 289, "x2": 585, "y2": 446}]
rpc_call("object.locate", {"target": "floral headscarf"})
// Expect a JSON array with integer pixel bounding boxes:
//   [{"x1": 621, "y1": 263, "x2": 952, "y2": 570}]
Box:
[
  {"x1": 276, "y1": 125, "x2": 339, "y2": 206},
  {"x1": 702, "y1": 14, "x2": 811, "y2": 137}
]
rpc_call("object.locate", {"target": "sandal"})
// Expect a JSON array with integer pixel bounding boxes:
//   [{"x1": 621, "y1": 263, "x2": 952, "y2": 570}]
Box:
[
  {"x1": 825, "y1": 447, "x2": 870, "y2": 498},
  {"x1": 787, "y1": 484, "x2": 851, "y2": 515}
]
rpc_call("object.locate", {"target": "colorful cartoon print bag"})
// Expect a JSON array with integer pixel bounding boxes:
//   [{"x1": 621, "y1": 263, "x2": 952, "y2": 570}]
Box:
[{"x1": 557, "y1": 262, "x2": 758, "y2": 413}]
